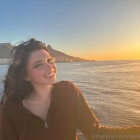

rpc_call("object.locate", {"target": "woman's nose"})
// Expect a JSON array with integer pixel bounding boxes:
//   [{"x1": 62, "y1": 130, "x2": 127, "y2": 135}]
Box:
[{"x1": 44, "y1": 60, "x2": 56, "y2": 70}]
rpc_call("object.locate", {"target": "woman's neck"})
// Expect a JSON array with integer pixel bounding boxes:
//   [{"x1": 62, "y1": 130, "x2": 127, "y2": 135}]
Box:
[{"x1": 29, "y1": 84, "x2": 53, "y2": 101}]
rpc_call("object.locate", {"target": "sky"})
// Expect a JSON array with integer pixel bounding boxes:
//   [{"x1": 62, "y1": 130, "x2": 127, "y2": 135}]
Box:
[{"x1": 0, "y1": 0, "x2": 140, "y2": 61}]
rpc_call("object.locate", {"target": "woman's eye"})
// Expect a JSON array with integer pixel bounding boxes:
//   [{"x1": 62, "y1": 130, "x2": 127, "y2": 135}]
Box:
[
  {"x1": 47, "y1": 58, "x2": 54, "y2": 63},
  {"x1": 34, "y1": 63, "x2": 42, "y2": 68}
]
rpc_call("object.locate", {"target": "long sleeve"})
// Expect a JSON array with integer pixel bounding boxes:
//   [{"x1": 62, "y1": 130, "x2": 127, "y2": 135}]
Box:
[
  {"x1": 0, "y1": 101, "x2": 19, "y2": 140},
  {"x1": 73, "y1": 84, "x2": 100, "y2": 139},
  {"x1": 72, "y1": 82, "x2": 140, "y2": 140},
  {"x1": 94, "y1": 125, "x2": 140, "y2": 140}
]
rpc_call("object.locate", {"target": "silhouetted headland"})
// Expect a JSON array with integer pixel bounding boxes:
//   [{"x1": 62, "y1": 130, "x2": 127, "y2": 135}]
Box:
[{"x1": 0, "y1": 43, "x2": 95, "y2": 65}]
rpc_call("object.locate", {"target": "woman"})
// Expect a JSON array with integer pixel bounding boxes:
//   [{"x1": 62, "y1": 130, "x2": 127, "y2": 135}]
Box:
[{"x1": 0, "y1": 38, "x2": 139, "y2": 140}]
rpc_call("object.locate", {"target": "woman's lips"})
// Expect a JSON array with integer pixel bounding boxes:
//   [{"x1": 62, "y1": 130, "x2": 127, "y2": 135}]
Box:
[
  {"x1": 46, "y1": 72, "x2": 55, "y2": 77},
  {"x1": 44, "y1": 70, "x2": 56, "y2": 78}
]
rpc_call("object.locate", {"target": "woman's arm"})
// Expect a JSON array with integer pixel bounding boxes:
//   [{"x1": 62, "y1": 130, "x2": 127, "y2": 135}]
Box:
[
  {"x1": 94, "y1": 125, "x2": 140, "y2": 140},
  {"x1": 72, "y1": 82, "x2": 140, "y2": 140}
]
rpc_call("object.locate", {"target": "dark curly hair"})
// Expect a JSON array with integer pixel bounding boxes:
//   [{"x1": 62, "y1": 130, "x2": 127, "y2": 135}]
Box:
[{"x1": 0, "y1": 38, "x2": 49, "y2": 104}]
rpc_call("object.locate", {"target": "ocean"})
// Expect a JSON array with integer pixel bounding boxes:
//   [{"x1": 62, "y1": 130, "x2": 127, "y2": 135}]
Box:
[{"x1": 0, "y1": 60, "x2": 140, "y2": 128}]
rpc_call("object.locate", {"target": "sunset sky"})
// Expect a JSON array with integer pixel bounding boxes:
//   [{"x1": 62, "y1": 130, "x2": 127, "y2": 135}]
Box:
[{"x1": 0, "y1": 0, "x2": 140, "y2": 61}]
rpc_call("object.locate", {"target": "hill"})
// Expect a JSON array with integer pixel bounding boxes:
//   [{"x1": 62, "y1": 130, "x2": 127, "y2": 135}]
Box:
[{"x1": 0, "y1": 43, "x2": 94, "y2": 64}]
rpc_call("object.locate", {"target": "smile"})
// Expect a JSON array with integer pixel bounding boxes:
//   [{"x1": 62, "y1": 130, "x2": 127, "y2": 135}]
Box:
[
  {"x1": 44, "y1": 70, "x2": 56, "y2": 78},
  {"x1": 46, "y1": 72, "x2": 54, "y2": 78}
]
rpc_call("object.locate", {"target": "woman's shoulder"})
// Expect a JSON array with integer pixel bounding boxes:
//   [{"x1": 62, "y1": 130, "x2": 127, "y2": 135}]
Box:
[
  {"x1": 56, "y1": 80, "x2": 78, "y2": 89},
  {"x1": 56, "y1": 80, "x2": 80, "y2": 96},
  {"x1": 1, "y1": 96, "x2": 18, "y2": 113}
]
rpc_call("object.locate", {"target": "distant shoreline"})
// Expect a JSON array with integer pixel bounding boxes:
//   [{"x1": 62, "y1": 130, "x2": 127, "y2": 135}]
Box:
[
  {"x1": 1, "y1": 59, "x2": 140, "y2": 65},
  {"x1": 0, "y1": 59, "x2": 95, "y2": 65}
]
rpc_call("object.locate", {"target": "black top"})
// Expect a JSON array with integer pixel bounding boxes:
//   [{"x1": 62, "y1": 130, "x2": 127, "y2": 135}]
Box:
[{"x1": 0, "y1": 80, "x2": 140, "y2": 140}]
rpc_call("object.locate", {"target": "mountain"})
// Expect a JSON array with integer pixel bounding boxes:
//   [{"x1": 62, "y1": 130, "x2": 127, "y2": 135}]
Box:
[
  {"x1": 0, "y1": 43, "x2": 14, "y2": 59},
  {"x1": 0, "y1": 43, "x2": 95, "y2": 64},
  {"x1": 46, "y1": 45, "x2": 94, "y2": 62}
]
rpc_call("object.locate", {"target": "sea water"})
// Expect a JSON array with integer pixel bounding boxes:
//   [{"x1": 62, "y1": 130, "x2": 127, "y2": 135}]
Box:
[{"x1": 0, "y1": 60, "x2": 140, "y2": 127}]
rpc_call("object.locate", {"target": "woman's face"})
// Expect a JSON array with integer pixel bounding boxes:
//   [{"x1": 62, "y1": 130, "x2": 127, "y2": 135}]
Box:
[{"x1": 24, "y1": 49, "x2": 56, "y2": 87}]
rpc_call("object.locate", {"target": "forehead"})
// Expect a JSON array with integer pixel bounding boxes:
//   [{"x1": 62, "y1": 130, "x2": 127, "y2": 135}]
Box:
[{"x1": 28, "y1": 49, "x2": 50, "y2": 64}]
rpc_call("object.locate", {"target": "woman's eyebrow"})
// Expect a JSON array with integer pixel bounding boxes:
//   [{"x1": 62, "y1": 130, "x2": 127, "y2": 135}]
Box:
[
  {"x1": 33, "y1": 56, "x2": 51, "y2": 65},
  {"x1": 33, "y1": 60, "x2": 42, "y2": 65}
]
